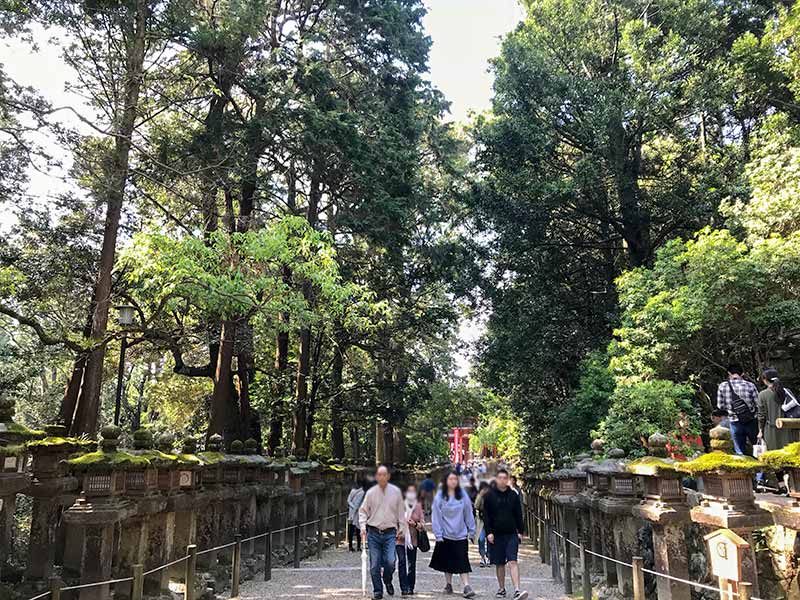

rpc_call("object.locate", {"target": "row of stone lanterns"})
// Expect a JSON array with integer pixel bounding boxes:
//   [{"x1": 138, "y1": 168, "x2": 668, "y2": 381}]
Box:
[{"x1": 525, "y1": 425, "x2": 782, "y2": 600}]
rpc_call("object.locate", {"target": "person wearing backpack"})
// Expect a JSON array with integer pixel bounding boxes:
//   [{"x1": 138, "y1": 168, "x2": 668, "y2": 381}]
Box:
[
  {"x1": 717, "y1": 364, "x2": 759, "y2": 455},
  {"x1": 758, "y1": 367, "x2": 800, "y2": 451}
]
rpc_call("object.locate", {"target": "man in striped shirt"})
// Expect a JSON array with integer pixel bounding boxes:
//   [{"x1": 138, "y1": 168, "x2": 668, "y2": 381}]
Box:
[{"x1": 717, "y1": 364, "x2": 759, "y2": 455}]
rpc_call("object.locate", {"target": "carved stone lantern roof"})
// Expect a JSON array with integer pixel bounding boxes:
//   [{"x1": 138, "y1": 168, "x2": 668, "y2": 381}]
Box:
[
  {"x1": 553, "y1": 467, "x2": 587, "y2": 505},
  {"x1": 681, "y1": 426, "x2": 771, "y2": 530},
  {"x1": 630, "y1": 432, "x2": 688, "y2": 523}
]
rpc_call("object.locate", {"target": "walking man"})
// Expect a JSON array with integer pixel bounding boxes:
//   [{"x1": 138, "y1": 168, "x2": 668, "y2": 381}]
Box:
[
  {"x1": 717, "y1": 364, "x2": 759, "y2": 455},
  {"x1": 360, "y1": 465, "x2": 404, "y2": 599},
  {"x1": 483, "y1": 468, "x2": 528, "y2": 600}
]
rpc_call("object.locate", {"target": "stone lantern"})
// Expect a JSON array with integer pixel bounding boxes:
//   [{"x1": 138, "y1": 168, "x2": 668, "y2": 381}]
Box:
[
  {"x1": 67, "y1": 425, "x2": 135, "y2": 499},
  {"x1": 759, "y1": 441, "x2": 800, "y2": 529},
  {"x1": 629, "y1": 433, "x2": 690, "y2": 600},
  {"x1": 63, "y1": 425, "x2": 137, "y2": 600},
  {"x1": 24, "y1": 425, "x2": 93, "y2": 583},
  {"x1": 0, "y1": 397, "x2": 36, "y2": 580},
  {"x1": 679, "y1": 425, "x2": 769, "y2": 596},
  {"x1": 595, "y1": 449, "x2": 640, "y2": 596},
  {"x1": 125, "y1": 428, "x2": 159, "y2": 496},
  {"x1": 199, "y1": 433, "x2": 225, "y2": 485},
  {"x1": 680, "y1": 427, "x2": 767, "y2": 522},
  {"x1": 552, "y1": 466, "x2": 587, "y2": 578}
]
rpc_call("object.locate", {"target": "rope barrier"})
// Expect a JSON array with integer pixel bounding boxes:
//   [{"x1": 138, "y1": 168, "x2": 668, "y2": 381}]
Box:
[
  {"x1": 22, "y1": 509, "x2": 352, "y2": 600},
  {"x1": 537, "y1": 516, "x2": 768, "y2": 600},
  {"x1": 196, "y1": 540, "x2": 237, "y2": 556},
  {"x1": 143, "y1": 554, "x2": 190, "y2": 576},
  {"x1": 60, "y1": 577, "x2": 134, "y2": 591}
]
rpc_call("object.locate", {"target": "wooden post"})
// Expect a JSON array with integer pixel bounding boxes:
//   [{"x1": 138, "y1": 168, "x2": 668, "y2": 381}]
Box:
[
  {"x1": 232, "y1": 535, "x2": 241, "y2": 598},
  {"x1": 264, "y1": 528, "x2": 272, "y2": 582},
  {"x1": 317, "y1": 516, "x2": 324, "y2": 559},
  {"x1": 580, "y1": 542, "x2": 591, "y2": 600},
  {"x1": 132, "y1": 564, "x2": 144, "y2": 600},
  {"x1": 49, "y1": 577, "x2": 62, "y2": 600},
  {"x1": 739, "y1": 582, "x2": 752, "y2": 600},
  {"x1": 539, "y1": 510, "x2": 547, "y2": 563},
  {"x1": 632, "y1": 556, "x2": 645, "y2": 600},
  {"x1": 563, "y1": 532, "x2": 573, "y2": 595},
  {"x1": 293, "y1": 520, "x2": 301, "y2": 568},
  {"x1": 185, "y1": 544, "x2": 197, "y2": 600}
]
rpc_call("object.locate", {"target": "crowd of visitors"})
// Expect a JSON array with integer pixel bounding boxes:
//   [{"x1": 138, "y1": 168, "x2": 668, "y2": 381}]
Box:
[{"x1": 350, "y1": 463, "x2": 529, "y2": 600}]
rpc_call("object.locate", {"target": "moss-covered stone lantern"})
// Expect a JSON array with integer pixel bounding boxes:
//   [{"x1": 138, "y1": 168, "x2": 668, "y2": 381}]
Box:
[
  {"x1": 628, "y1": 433, "x2": 687, "y2": 519},
  {"x1": 761, "y1": 441, "x2": 800, "y2": 500},
  {"x1": 67, "y1": 425, "x2": 149, "y2": 498},
  {"x1": 125, "y1": 428, "x2": 159, "y2": 496},
  {"x1": 678, "y1": 426, "x2": 768, "y2": 526},
  {"x1": 586, "y1": 439, "x2": 611, "y2": 496},
  {"x1": 222, "y1": 439, "x2": 245, "y2": 484},
  {"x1": 199, "y1": 434, "x2": 225, "y2": 485},
  {"x1": 679, "y1": 426, "x2": 769, "y2": 597},
  {"x1": 629, "y1": 433, "x2": 691, "y2": 600}
]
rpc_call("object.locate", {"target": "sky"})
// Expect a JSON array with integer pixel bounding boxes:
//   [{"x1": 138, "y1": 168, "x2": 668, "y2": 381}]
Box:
[
  {"x1": 423, "y1": 0, "x2": 525, "y2": 122},
  {"x1": 1, "y1": 1, "x2": 527, "y2": 375}
]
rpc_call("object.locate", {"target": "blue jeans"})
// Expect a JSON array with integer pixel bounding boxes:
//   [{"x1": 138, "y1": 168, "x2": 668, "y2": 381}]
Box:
[
  {"x1": 730, "y1": 419, "x2": 758, "y2": 455},
  {"x1": 478, "y1": 528, "x2": 487, "y2": 558},
  {"x1": 396, "y1": 545, "x2": 417, "y2": 593},
  {"x1": 367, "y1": 529, "x2": 396, "y2": 596}
]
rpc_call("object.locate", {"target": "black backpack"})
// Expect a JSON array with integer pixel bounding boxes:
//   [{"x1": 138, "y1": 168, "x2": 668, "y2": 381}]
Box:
[{"x1": 728, "y1": 382, "x2": 755, "y2": 423}]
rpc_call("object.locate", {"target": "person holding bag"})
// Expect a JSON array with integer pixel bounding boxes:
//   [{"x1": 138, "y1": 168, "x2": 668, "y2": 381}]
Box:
[
  {"x1": 717, "y1": 364, "x2": 759, "y2": 455},
  {"x1": 396, "y1": 483, "x2": 425, "y2": 596},
  {"x1": 758, "y1": 367, "x2": 800, "y2": 451}
]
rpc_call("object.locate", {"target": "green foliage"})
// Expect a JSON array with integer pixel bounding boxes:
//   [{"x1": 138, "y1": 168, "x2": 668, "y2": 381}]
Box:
[
  {"x1": 595, "y1": 379, "x2": 695, "y2": 457},
  {"x1": 469, "y1": 411, "x2": 521, "y2": 463},
  {"x1": 552, "y1": 351, "x2": 615, "y2": 456}
]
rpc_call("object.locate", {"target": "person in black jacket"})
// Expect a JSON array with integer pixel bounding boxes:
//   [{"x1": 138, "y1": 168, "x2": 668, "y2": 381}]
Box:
[{"x1": 483, "y1": 469, "x2": 528, "y2": 600}]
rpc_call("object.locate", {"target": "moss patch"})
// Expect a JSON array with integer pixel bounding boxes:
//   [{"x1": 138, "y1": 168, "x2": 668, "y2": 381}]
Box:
[
  {"x1": 627, "y1": 456, "x2": 680, "y2": 476},
  {"x1": 28, "y1": 436, "x2": 95, "y2": 451},
  {"x1": 67, "y1": 450, "x2": 151, "y2": 470},
  {"x1": 0, "y1": 444, "x2": 25, "y2": 456},
  {"x1": 4, "y1": 422, "x2": 46, "y2": 438},
  {"x1": 761, "y1": 442, "x2": 800, "y2": 469},
  {"x1": 326, "y1": 464, "x2": 345, "y2": 472},
  {"x1": 198, "y1": 451, "x2": 226, "y2": 464},
  {"x1": 676, "y1": 451, "x2": 763, "y2": 475}
]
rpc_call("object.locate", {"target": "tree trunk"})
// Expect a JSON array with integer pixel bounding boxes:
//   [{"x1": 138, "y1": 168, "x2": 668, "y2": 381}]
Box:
[
  {"x1": 269, "y1": 168, "x2": 297, "y2": 454},
  {"x1": 291, "y1": 169, "x2": 321, "y2": 454},
  {"x1": 330, "y1": 337, "x2": 347, "y2": 460},
  {"x1": 70, "y1": 0, "x2": 149, "y2": 436},
  {"x1": 208, "y1": 320, "x2": 239, "y2": 443},
  {"x1": 349, "y1": 426, "x2": 359, "y2": 460},
  {"x1": 291, "y1": 324, "x2": 311, "y2": 454}
]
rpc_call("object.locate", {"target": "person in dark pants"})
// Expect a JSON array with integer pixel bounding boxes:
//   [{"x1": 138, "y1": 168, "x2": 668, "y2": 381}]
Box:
[
  {"x1": 348, "y1": 479, "x2": 367, "y2": 551},
  {"x1": 483, "y1": 468, "x2": 528, "y2": 600},
  {"x1": 716, "y1": 364, "x2": 759, "y2": 455},
  {"x1": 359, "y1": 466, "x2": 405, "y2": 600},
  {"x1": 396, "y1": 483, "x2": 425, "y2": 596}
]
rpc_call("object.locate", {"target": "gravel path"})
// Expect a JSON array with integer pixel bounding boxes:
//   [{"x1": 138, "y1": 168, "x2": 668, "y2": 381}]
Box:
[{"x1": 239, "y1": 534, "x2": 569, "y2": 600}]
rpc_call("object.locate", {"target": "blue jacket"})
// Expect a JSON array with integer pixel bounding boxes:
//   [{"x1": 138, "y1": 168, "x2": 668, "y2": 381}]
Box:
[{"x1": 432, "y1": 491, "x2": 476, "y2": 541}]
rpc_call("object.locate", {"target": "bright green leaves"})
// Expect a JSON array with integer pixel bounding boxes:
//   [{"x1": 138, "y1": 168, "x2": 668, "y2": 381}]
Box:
[{"x1": 121, "y1": 216, "x2": 379, "y2": 329}]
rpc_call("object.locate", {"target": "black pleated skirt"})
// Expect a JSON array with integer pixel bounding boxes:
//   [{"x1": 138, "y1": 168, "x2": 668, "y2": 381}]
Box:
[{"x1": 429, "y1": 538, "x2": 471, "y2": 574}]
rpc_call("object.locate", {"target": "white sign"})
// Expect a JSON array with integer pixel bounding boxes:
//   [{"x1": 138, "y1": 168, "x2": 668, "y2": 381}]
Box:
[
  {"x1": 4, "y1": 457, "x2": 16, "y2": 470},
  {"x1": 179, "y1": 471, "x2": 193, "y2": 487},
  {"x1": 705, "y1": 529, "x2": 747, "y2": 582}
]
